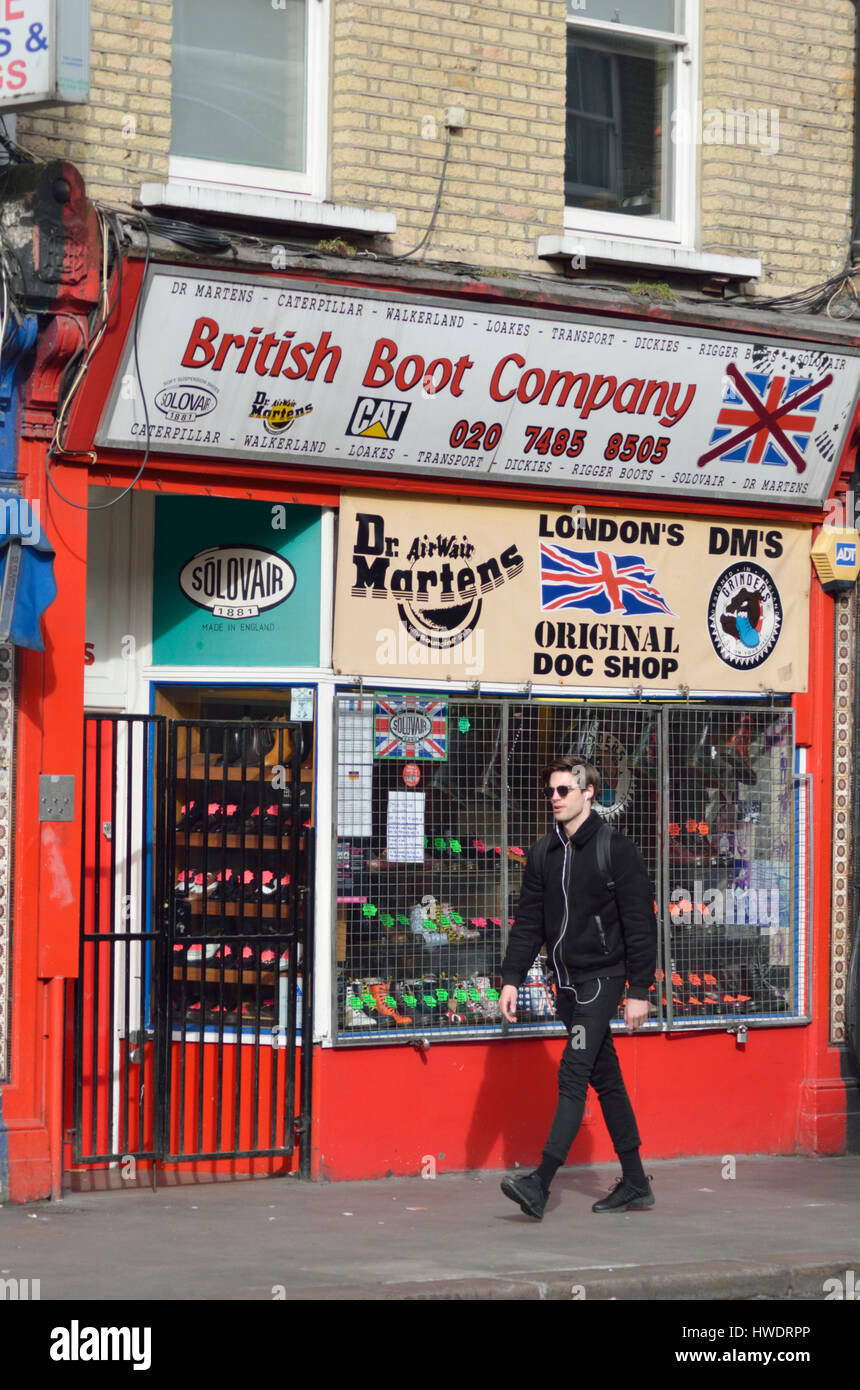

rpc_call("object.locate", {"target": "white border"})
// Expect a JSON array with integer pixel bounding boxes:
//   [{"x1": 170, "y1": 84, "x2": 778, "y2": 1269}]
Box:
[{"x1": 563, "y1": 0, "x2": 699, "y2": 250}]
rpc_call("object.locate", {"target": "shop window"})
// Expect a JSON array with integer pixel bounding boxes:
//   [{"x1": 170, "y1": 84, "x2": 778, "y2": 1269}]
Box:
[
  {"x1": 333, "y1": 695, "x2": 804, "y2": 1041},
  {"x1": 169, "y1": 0, "x2": 328, "y2": 199},
  {"x1": 564, "y1": 0, "x2": 696, "y2": 246}
]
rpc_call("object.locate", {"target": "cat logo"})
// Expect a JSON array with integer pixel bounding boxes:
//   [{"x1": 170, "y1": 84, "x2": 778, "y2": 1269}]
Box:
[
  {"x1": 346, "y1": 397, "x2": 411, "y2": 441},
  {"x1": 249, "y1": 391, "x2": 313, "y2": 435}
]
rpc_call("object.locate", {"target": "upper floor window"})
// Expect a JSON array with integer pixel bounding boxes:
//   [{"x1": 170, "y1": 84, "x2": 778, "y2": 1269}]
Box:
[
  {"x1": 170, "y1": 0, "x2": 328, "y2": 199},
  {"x1": 565, "y1": 1, "x2": 696, "y2": 245}
]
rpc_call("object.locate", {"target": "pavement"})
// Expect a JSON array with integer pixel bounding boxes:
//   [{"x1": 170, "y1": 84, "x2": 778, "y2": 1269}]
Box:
[{"x1": 0, "y1": 1154, "x2": 858, "y2": 1302}]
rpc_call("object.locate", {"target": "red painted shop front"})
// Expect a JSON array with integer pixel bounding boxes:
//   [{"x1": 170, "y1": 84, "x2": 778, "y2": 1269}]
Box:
[{"x1": 14, "y1": 246, "x2": 855, "y2": 1195}]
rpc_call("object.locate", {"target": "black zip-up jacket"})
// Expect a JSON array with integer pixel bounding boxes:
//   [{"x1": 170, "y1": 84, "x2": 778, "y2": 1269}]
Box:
[{"x1": 501, "y1": 809, "x2": 657, "y2": 1001}]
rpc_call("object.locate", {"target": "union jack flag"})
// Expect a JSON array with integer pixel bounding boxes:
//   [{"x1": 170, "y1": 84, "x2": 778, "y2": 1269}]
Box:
[
  {"x1": 374, "y1": 696, "x2": 448, "y2": 760},
  {"x1": 698, "y1": 364, "x2": 831, "y2": 473},
  {"x1": 540, "y1": 543, "x2": 674, "y2": 616}
]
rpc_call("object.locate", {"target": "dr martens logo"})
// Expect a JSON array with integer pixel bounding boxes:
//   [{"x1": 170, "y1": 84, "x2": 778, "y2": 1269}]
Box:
[
  {"x1": 350, "y1": 512, "x2": 523, "y2": 650},
  {"x1": 249, "y1": 392, "x2": 313, "y2": 435}
]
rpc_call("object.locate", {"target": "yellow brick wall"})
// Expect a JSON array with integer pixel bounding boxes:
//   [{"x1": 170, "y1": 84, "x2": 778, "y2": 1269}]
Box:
[
  {"x1": 12, "y1": 0, "x2": 858, "y2": 295},
  {"x1": 16, "y1": 0, "x2": 172, "y2": 208},
  {"x1": 699, "y1": 0, "x2": 855, "y2": 295},
  {"x1": 329, "y1": 1, "x2": 567, "y2": 270}
]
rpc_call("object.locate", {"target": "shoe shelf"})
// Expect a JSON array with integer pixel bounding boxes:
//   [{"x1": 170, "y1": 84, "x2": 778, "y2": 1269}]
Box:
[
  {"x1": 183, "y1": 833, "x2": 300, "y2": 851},
  {"x1": 174, "y1": 967, "x2": 278, "y2": 986},
  {"x1": 184, "y1": 900, "x2": 290, "y2": 919},
  {"x1": 170, "y1": 732, "x2": 311, "y2": 1040},
  {"x1": 179, "y1": 754, "x2": 313, "y2": 784}
]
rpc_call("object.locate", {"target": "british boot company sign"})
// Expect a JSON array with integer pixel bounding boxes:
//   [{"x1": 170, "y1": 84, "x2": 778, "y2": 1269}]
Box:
[{"x1": 98, "y1": 267, "x2": 860, "y2": 508}]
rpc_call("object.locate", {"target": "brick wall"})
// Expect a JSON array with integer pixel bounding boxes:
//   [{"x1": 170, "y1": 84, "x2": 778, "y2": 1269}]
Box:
[
  {"x1": 16, "y1": 0, "x2": 172, "y2": 208},
  {"x1": 328, "y1": 1, "x2": 567, "y2": 269},
  {"x1": 12, "y1": 0, "x2": 858, "y2": 294},
  {"x1": 699, "y1": 0, "x2": 855, "y2": 293}
]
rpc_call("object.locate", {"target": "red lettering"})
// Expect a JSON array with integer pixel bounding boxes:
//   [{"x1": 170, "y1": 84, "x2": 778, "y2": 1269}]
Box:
[
  {"x1": 449, "y1": 354, "x2": 473, "y2": 396},
  {"x1": 284, "y1": 341, "x2": 313, "y2": 380},
  {"x1": 362, "y1": 337, "x2": 397, "y2": 388},
  {"x1": 4, "y1": 58, "x2": 26, "y2": 91},
  {"x1": 180, "y1": 317, "x2": 219, "y2": 369},
  {"x1": 305, "y1": 331, "x2": 341, "y2": 383},
  {"x1": 579, "y1": 374, "x2": 617, "y2": 419},
  {"x1": 395, "y1": 354, "x2": 424, "y2": 392},
  {"x1": 268, "y1": 332, "x2": 295, "y2": 376},
  {"x1": 212, "y1": 332, "x2": 245, "y2": 371},
  {"x1": 517, "y1": 368, "x2": 545, "y2": 404},
  {"x1": 252, "y1": 333, "x2": 280, "y2": 375},
  {"x1": 423, "y1": 358, "x2": 453, "y2": 394},
  {"x1": 489, "y1": 353, "x2": 525, "y2": 403},
  {"x1": 4, "y1": 3, "x2": 24, "y2": 20}
]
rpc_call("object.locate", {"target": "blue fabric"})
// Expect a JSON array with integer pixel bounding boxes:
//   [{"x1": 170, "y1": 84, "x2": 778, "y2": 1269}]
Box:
[{"x1": 0, "y1": 493, "x2": 58, "y2": 651}]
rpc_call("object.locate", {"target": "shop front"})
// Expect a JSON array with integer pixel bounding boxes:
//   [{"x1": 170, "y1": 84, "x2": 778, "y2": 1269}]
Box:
[{"x1": 45, "y1": 250, "x2": 860, "y2": 1185}]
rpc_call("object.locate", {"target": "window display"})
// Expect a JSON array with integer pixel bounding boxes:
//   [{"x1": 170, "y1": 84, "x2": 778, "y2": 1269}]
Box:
[{"x1": 333, "y1": 695, "x2": 801, "y2": 1040}]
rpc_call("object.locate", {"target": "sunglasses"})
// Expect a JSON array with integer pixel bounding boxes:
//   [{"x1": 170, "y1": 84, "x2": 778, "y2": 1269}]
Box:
[{"x1": 543, "y1": 784, "x2": 579, "y2": 799}]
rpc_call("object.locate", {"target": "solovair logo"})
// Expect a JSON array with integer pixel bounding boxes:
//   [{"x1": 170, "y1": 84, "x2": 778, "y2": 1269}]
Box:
[
  {"x1": 389, "y1": 711, "x2": 433, "y2": 741},
  {"x1": 180, "y1": 545, "x2": 296, "y2": 620}
]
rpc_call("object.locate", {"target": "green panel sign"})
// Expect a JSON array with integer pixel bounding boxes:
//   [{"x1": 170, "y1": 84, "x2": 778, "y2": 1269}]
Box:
[{"x1": 153, "y1": 496, "x2": 321, "y2": 666}]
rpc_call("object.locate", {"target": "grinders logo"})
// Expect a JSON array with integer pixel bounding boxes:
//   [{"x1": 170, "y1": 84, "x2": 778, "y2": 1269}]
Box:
[
  {"x1": 707, "y1": 562, "x2": 783, "y2": 670},
  {"x1": 350, "y1": 511, "x2": 523, "y2": 650}
]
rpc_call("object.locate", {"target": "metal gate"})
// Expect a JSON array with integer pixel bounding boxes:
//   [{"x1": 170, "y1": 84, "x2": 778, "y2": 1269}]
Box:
[{"x1": 69, "y1": 714, "x2": 314, "y2": 1182}]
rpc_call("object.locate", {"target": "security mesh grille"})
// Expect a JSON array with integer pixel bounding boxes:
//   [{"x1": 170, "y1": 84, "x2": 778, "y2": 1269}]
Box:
[
  {"x1": 333, "y1": 694, "x2": 799, "y2": 1041},
  {"x1": 662, "y1": 706, "x2": 796, "y2": 1024}
]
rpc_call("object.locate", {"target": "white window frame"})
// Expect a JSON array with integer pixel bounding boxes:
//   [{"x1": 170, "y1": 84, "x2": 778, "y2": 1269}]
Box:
[
  {"x1": 564, "y1": 3, "x2": 698, "y2": 250},
  {"x1": 167, "y1": 0, "x2": 330, "y2": 202}
]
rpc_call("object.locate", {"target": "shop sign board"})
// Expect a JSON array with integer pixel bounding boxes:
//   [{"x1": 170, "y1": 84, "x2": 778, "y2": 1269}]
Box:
[
  {"x1": 0, "y1": 1, "x2": 90, "y2": 109},
  {"x1": 152, "y1": 496, "x2": 320, "y2": 667},
  {"x1": 333, "y1": 492, "x2": 810, "y2": 692},
  {"x1": 98, "y1": 266, "x2": 860, "y2": 509}
]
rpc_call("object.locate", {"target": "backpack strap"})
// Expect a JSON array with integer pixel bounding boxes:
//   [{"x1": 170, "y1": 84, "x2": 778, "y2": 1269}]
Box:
[{"x1": 596, "y1": 821, "x2": 615, "y2": 896}]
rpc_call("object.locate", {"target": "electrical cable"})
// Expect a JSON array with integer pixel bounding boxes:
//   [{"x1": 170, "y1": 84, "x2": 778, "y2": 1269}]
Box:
[
  {"x1": 143, "y1": 214, "x2": 233, "y2": 255},
  {"x1": 386, "y1": 128, "x2": 453, "y2": 262},
  {"x1": 47, "y1": 213, "x2": 152, "y2": 512},
  {"x1": 743, "y1": 261, "x2": 860, "y2": 318}
]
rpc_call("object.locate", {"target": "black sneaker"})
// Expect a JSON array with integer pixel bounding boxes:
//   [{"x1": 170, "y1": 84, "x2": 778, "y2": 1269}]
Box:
[
  {"x1": 591, "y1": 1176, "x2": 654, "y2": 1213},
  {"x1": 500, "y1": 1171, "x2": 547, "y2": 1220}
]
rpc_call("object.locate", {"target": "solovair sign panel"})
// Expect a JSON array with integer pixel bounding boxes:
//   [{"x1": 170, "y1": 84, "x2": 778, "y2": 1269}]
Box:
[
  {"x1": 97, "y1": 266, "x2": 860, "y2": 507},
  {"x1": 332, "y1": 493, "x2": 810, "y2": 693}
]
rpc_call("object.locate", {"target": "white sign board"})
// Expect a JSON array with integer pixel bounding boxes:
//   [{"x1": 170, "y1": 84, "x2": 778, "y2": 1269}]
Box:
[
  {"x1": 98, "y1": 266, "x2": 860, "y2": 508},
  {"x1": 0, "y1": 0, "x2": 89, "y2": 109}
]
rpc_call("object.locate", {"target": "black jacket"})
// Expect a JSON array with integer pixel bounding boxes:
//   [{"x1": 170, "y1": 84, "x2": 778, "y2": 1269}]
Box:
[{"x1": 500, "y1": 810, "x2": 657, "y2": 1002}]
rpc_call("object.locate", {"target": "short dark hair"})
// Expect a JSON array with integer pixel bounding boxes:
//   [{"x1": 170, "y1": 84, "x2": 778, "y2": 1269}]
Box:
[{"x1": 543, "y1": 756, "x2": 602, "y2": 800}]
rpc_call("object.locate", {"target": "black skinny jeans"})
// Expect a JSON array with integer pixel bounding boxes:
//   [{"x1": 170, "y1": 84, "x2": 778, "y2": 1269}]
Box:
[{"x1": 543, "y1": 975, "x2": 641, "y2": 1163}]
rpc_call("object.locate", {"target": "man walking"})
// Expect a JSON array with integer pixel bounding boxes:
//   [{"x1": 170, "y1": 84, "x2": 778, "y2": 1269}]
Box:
[{"x1": 499, "y1": 756, "x2": 657, "y2": 1220}]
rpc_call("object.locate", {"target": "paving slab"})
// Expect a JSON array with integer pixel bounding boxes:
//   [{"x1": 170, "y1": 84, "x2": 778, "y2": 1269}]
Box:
[{"x1": 1, "y1": 1154, "x2": 858, "y2": 1303}]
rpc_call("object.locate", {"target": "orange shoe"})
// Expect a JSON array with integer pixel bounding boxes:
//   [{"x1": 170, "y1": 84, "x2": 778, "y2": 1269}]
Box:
[{"x1": 368, "y1": 981, "x2": 413, "y2": 1025}]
